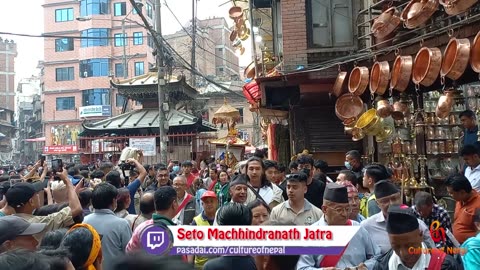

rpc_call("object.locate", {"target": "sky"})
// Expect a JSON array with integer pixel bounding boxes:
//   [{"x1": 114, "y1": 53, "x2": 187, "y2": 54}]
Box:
[{"x1": 0, "y1": 0, "x2": 251, "y2": 85}]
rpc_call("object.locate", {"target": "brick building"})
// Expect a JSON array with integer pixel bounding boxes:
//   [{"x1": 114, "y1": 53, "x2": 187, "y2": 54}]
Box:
[
  {"x1": 0, "y1": 37, "x2": 17, "y2": 162},
  {"x1": 42, "y1": 0, "x2": 154, "y2": 159},
  {"x1": 239, "y1": 0, "x2": 362, "y2": 165}
]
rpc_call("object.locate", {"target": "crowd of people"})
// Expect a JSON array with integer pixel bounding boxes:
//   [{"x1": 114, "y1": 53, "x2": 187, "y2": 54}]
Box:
[{"x1": 0, "y1": 147, "x2": 479, "y2": 270}]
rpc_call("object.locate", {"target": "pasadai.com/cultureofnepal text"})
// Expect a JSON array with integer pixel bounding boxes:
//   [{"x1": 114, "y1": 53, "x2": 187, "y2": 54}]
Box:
[{"x1": 173, "y1": 246, "x2": 286, "y2": 255}]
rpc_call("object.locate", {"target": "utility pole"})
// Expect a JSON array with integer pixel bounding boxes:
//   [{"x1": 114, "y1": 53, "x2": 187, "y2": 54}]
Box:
[
  {"x1": 155, "y1": 0, "x2": 167, "y2": 164},
  {"x1": 122, "y1": 19, "x2": 128, "y2": 78},
  {"x1": 190, "y1": 0, "x2": 197, "y2": 87}
]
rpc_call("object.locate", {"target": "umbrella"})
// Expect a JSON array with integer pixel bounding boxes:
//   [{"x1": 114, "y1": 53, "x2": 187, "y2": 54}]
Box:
[{"x1": 212, "y1": 99, "x2": 240, "y2": 125}]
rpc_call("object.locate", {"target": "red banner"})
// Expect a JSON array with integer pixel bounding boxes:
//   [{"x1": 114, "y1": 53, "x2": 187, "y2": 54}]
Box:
[{"x1": 43, "y1": 145, "x2": 78, "y2": 155}]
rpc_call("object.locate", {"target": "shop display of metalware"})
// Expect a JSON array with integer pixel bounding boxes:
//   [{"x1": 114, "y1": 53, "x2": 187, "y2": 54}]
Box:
[
  {"x1": 440, "y1": 0, "x2": 478, "y2": 16},
  {"x1": 348, "y1": 66, "x2": 369, "y2": 95},
  {"x1": 371, "y1": 7, "x2": 402, "y2": 39},
  {"x1": 471, "y1": 31, "x2": 480, "y2": 73},
  {"x1": 390, "y1": 55, "x2": 413, "y2": 92},
  {"x1": 413, "y1": 47, "x2": 443, "y2": 86},
  {"x1": 401, "y1": 0, "x2": 439, "y2": 29},
  {"x1": 441, "y1": 38, "x2": 471, "y2": 81},
  {"x1": 355, "y1": 108, "x2": 394, "y2": 142},
  {"x1": 370, "y1": 61, "x2": 390, "y2": 95},
  {"x1": 335, "y1": 94, "x2": 364, "y2": 121},
  {"x1": 376, "y1": 99, "x2": 394, "y2": 118},
  {"x1": 332, "y1": 71, "x2": 348, "y2": 97}
]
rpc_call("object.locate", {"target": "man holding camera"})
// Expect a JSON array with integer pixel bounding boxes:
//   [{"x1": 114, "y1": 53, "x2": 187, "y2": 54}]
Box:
[{"x1": 106, "y1": 158, "x2": 147, "y2": 215}]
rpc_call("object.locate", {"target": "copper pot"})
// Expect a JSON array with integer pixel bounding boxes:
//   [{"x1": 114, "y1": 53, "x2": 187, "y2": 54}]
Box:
[
  {"x1": 244, "y1": 61, "x2": 262, "y2": 79},
  {"x1": 348, "y1": 67, "x2": 369, "y2": 96},
  {"x1": 332, "y1": 71, "x2": 348, "y2": 97},
  {"x1": 390, "y1": 55, "x2": 413, "y2": 92},
  {"x1": 413, "y1": 47, "x2": 443, "y2": 86},
  {"x1": 435, "y1": 90, "x2": 455, "y2": 118},
  {"x1": 401, "y1": 0, "x2": 439, "y2": 29},
  {"x1": 335, "y1": 94, "x2": 364, "y2": 121},
  {"x1": 441, "y1": 38, "x2": 471, "y2": 81},
  {"x1": 471, "y1": 31, "x2": 480, "y2": 73},
  {"x1": 370, "y1": 61, "x2": 390, "y2": 95},
  {"x1": 372, "y1": 7, "x2": 402, "y2": 39},
  {"x1": 392, "y1": 101, "x2": 411, "y2": 120},
  {"x1": 229, "y1": 6, "x2": 244, "y2": 22},
  {"x1": 376, "y1": 99, "x2": 393, "y2": 118},
  {"x1": 440, "y1": 0, "x2": 478, "y2": 16}
]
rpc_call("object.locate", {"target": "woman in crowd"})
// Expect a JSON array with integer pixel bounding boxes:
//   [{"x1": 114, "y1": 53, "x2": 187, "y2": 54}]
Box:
[
  {"x1": 247, "y1": 199, "x2": 270, "y2": 226},
  {"x1": 114, "y1": 188, "x2": 131, "y2": 218},
  {"x1": 214, "y1": 171, "x2": 231, "y2": 206},
  {"x1": 60, "y1": 223, "x2": 103, "y2": 270}
]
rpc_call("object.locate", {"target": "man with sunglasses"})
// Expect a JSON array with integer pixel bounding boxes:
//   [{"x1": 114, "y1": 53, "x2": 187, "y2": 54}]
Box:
[
  {"x1": 360, "y1": 180, "x2": 435, "y2": 254},
  {"x1": 297, "y1": 183, "x2": 380, "y2": 270},
  {"x1": 270, "y1": 173, "x2": 322, "y2": 225}
]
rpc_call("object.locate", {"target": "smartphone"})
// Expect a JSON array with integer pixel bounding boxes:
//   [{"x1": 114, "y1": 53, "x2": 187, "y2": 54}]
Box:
[
  {"x1": 39, "y1": 155, "x2": 46, "y2": 167},
  {"x1": 51, "y1": 159, "x2": 63, "y2": 174}
]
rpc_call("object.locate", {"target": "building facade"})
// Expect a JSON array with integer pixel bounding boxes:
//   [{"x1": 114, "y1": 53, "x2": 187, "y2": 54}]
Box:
[
  {"x1": 42, "y1": 0, "x2": 154, "y2": 159},
  {"x1": 15, "y1": 75, "x2": 42, "y2": 163},
  {"x1": 0, "y1": 38, "x2": 17, "y2": 162},
  {"x1": 165, "y1": 17, "x2": 240, "y2": 85}
]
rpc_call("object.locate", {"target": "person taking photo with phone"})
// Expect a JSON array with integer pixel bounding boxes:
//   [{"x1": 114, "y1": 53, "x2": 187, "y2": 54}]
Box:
[{"x1": 6, "y1": 167, "x2": 82, "y2": 242}]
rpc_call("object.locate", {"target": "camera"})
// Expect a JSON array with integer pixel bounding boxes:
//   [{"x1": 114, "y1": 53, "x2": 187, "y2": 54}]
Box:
[{"x1": 118, "y1": 147, "x2": 140, "y2": 171}]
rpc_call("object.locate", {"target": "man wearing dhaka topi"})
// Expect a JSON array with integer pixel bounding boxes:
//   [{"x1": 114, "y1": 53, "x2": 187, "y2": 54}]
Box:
[{"x1": 296, "y1": 183, "x2": 380, "y2": 270}]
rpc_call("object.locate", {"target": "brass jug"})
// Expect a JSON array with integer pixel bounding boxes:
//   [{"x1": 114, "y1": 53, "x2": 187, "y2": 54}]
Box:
[{"x1": 355, "y1": 109, "x2": 394, "y2": 142}]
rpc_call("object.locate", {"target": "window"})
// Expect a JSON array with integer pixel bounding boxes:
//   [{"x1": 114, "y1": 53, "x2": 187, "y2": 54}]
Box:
[
  {"x1": 237, "y1": 108, "x2": 244, "y2": 124},
  {"x1": 146, "y1": 3, "x2": 153, "y2": 18},
  {"x1": 81, "y1": 28, "x2": 110, "y2": 47},
  {"x1": 55, "y1": 38, "x2": 74, "y2": 52},
  {"x1": 307, "y1": 0, "x2": 353, "y2": 48},
  {"x1": 114, "y1": 2, "x2": 126, "y2": 16},
  {"x1": 133, "y1": 32, "x2": 143, "y2": 45},
  {"x1": 114, "y1": 33, "x2": 127, "y2": 47},
  {"x1": 116, "y1": 94, "x2": 127, "y2": 107},
  {"x1": 115, "y1": 63, "x2": 125, "y2": 77},
  {"x1": 80, "y1": 58, "x2": 110, "y2": 77},
  {"x1": 134, "y1": 62, "x2": 144, "y2": 76},
  {"x1": 56, "y1": 97, "x2": 75, "y2": 111},
  {"x1": 55, "y1": 67, "x2": 74, "y2": 81},
  {"x1": 217, "y1": 48, "x2": 223, "y2": 51},
  {"x1": 82, "y1": 89, "x2": 110, "y2": 106},
  {"x1": 80, "y1": 0, "x2": 109, "y2": 17},
  {"x1": 55, "y1": 8, "x2": 73, "y2": 22}
]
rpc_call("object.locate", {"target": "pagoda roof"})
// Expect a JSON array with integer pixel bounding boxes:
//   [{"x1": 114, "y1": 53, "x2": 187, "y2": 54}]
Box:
[
  {"x1": 80, "y1": 108, "x2": 216, "y2": 136},
  {"x1": 110, "y1": 72, "x2": 198, "y2": 102}
]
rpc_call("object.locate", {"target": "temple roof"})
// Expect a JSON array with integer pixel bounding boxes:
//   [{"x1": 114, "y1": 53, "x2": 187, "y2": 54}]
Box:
[
  {"x1": 81, "y1": 109, "x2": 216, "y2": 135},
  {"x1": 110, "y1": 72, "x2": 198, "y2": 102}
]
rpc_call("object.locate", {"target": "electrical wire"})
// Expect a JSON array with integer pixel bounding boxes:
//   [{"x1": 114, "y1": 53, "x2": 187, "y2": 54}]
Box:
[{"x1": 163, "y1": 0, "x2": 242, "y2": 69}]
